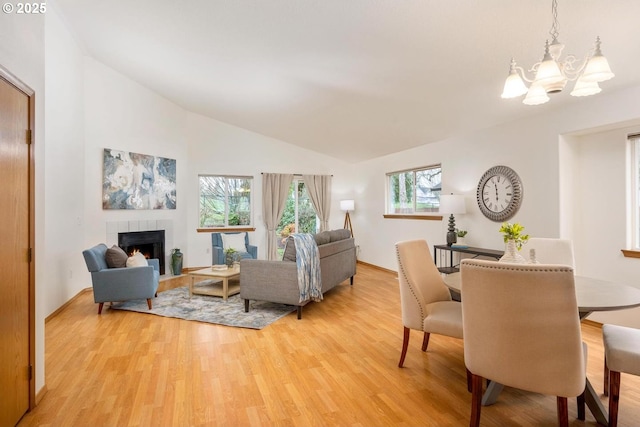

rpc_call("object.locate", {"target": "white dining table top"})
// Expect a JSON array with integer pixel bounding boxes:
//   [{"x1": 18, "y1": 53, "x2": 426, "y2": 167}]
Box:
[{"x1": 443, "y1": 272, "x2": 640, "y2": 315}]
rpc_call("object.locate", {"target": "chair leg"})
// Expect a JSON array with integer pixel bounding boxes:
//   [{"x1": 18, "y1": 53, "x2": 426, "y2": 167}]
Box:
[
  {"x1": 576, "y1": 388, "x2": 585, "y2": 421},
  {"x1": 399, "y1": 327, "x2": 410, "y2": 368},
  {"x1": 466, "y1": 369, "x2": 472, "y2": 393},
  {"x1": 97, "y1": 302, "x2": 104, "y2": 314},
  {"x1": 147, "y1": 299, "x2": 152, "y2": 310},
  {"x1": 422, "y1": 332, "x2": 430, "y2": 351},
  {"x1": 556, "y1": 396, "x2": 569, "y2": 427},
  {"x1": 244, "y1": 299, "x2": 250, "y2": 313},
  {"x1": 604, "y1": 356, "x2": 610, "y2": 396},
  {"x1": 469, "y1": 373, "x2": 483, "y2": 427},
  {"x1": 609, "y1": 370, "x2": 621, "y2": 427}
]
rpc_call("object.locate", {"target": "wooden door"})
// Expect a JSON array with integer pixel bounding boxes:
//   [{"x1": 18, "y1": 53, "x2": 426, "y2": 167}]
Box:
[{"x1": 0, "y1": 74, "x2": 32, "y2": 426}]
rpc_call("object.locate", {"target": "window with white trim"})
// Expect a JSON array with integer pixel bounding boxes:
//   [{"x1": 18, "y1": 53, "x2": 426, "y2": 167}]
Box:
[
  {"x1": 199, "y1": 175, "x2": 253, "y2": 228},
  {"x1": 386, "y1": 165, "x2": 442, "y2": 214}
]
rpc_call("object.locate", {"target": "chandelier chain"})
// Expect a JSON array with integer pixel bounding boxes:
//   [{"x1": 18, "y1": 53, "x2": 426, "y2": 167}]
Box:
[{"x1": 549, "y1": 0, "x2": 559, "y2": 41}]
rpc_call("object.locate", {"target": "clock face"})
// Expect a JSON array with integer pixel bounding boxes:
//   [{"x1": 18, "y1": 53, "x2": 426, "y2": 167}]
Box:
[{"x1": 476, "y1": 166, "x2": 523, "y2": 222}]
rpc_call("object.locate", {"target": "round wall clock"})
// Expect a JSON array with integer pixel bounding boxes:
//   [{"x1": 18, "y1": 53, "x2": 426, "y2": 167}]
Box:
[{"x1": 476, "y1": 165, "x2": 523, "y2": 222}]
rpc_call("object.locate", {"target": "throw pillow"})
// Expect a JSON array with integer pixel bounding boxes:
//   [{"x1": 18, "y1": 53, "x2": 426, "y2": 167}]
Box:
[
  {"x1": 105, "y1": 245, "x2": 128, "y2": 268},
  {"x1": 221, "y1": 232, "x2": 246, "y2": 253},
  {"x1": 313, "y1": 231, "x2": 331, "y2": 246},
  {"x1": 126, "y1": 251, "x2": 148, "y2": 268}
]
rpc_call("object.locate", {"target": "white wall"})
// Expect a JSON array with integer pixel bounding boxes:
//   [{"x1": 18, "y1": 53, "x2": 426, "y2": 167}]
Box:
[
  {"x1": 82, "y1": 57, "x2": 189, "y2": 272},
  {"x1": 569, "y1": 124, "x2": 640, "y2": 327},
  {"x1": 185, "y1": 112, "x2": 354, "y2": 267},
  {"x1": 0, "y1": 7, "x2": 46, "y2": 397},
  {"x1": 44, "y1": 5, "x2": 87, "y2": 317}
]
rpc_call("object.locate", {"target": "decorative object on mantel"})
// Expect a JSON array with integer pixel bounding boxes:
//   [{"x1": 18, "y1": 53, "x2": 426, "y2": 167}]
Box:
[
  {"x1": 102, "y1": 148, "x2": 176, "y2": 210},
  {"x1": 528, "y1": 248, "x2": 540, "y2": 264},
  {"x1": 499, "y1": 222, "x2": 529, "y2": 263},
  {"x1": 340, "y1": 199, "x2": 355, "y2": 237},
  {"x1": 170, "y1": 248, "x2": 183, "y2": 275},
  {"x1": 501, "y1": 0, "x2": 614, "y2": 105},
  {"x1": 439, "y1": 194, "x2": 466, "y2": 246}
]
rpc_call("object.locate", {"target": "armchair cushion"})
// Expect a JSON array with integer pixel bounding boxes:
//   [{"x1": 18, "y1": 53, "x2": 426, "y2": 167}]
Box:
[
  {"x1": 106, "y1": 245, "x2": 128, "y2": 268},
  {"x1": 221, "y1": 232, "x2": 247, "y2": 253}
]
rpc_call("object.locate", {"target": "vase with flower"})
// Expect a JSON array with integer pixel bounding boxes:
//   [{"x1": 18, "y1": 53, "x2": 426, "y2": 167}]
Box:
[{"x1": 498, "y1": 222, "x2": 529, "y2": 263}]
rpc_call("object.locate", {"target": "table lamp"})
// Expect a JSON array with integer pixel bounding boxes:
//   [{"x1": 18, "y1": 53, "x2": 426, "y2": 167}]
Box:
[
  {"x1": 340, "y1": 199, "x2": 355, "y2": 237},
  {"x1": 439, "y1": 194, "x2": 466, "y2": 246}
]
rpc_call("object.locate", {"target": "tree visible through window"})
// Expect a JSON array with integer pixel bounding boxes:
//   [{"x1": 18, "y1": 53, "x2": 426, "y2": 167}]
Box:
[
  {"x1": 199, "y1": 175, "x2": 252, "y2": 228},
  {"x1": 276, "y1": 179, "x2": 318, "y2": 254},
  {"x1": 387, "y1": 165, "x2": 442, "y2": 214},
  {"x1": 631, "y1": 135, "x2": 640, "y2": 249}
]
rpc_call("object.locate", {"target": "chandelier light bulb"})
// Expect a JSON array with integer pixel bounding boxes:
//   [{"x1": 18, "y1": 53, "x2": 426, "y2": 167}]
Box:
[
  {"x1": 581, "y1": 37, "x2": 615, "y2": 83},
  {"x1": 570, "y1": 77, "x2": 601, "y2": 97},
  {"x1": 501, "y1": 59, "x2": 528, "y2": 98},
  {"x1": 523, "y1": 83, "x2": 550, "y2": 105}
]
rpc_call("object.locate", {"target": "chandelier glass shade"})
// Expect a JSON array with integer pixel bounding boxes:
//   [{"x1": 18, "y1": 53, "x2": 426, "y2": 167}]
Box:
[{"x1": 501, "y1": 0, "x2": 614, "y2": 105}]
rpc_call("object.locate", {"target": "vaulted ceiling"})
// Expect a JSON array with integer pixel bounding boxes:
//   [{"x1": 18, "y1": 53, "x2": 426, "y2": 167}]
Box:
[{"x1": 55, "y1": 0, "x2": 640, "y2": 162}]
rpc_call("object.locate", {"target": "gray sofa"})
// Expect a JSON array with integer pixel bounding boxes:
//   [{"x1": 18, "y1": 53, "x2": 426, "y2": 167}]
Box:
[{"x1": 240, "y1": 229, "x2": 357, "y2": 319}]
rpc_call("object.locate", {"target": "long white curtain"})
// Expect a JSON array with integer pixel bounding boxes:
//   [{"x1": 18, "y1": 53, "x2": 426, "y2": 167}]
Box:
[
  {"x1": 303, "y1": 174, "x2": 332, "y2": 232},
  {"x1": 262, "y1": 173, "x2": 294, "y2": 260}
]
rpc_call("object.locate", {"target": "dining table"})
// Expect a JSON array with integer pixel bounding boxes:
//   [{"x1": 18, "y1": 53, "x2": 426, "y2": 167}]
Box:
[{"x1": 444, "y1": 272, "x2": 640, "y2": 426}]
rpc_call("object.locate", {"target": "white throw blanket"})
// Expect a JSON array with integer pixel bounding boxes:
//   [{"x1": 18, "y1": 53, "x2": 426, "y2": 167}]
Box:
[{"x1": 292, "y1": 233, "x2": 323, "y2": 303}]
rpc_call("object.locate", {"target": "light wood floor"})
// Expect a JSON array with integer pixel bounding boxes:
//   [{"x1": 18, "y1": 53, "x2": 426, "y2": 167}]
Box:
[{"x1": 18, "y1": 264, "x2": 640, "y2": 427}]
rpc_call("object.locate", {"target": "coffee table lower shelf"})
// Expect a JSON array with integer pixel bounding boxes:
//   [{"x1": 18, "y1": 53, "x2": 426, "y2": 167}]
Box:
[{"x1": 188, "y1": 267, "x2": 241, "y2": 301}]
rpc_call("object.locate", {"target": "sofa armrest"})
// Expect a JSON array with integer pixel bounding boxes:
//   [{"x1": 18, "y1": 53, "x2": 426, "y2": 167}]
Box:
[
  {"x1": 240, "y1": 259, "x2": 302, "y2": 306},
  {"x1": 246, "y1": 244, "x2": 258, "y2": 259},
  {"x1": 91, "y1": 266, "x2": 158, "y2": 303}
]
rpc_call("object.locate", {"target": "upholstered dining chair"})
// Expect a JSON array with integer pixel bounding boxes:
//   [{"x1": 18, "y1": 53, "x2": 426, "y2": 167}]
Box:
[
  {"x1": 602, "y1": 324, "x2": 640, "y2": 427},
  {"x1": 460, "y1": 259, "x2": 586, "y2": 427},
  {"x1": 395, "y1": 239, "x2": 463, "y2": 368},
  {"x1": 525, "y1": 237, "x2": 575, "y2": 268}
]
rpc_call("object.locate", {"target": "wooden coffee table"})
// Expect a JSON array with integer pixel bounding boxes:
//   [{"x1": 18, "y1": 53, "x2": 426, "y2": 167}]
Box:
[{"x1": 188, "y1": 267, "x2": 240, "y2": 301}]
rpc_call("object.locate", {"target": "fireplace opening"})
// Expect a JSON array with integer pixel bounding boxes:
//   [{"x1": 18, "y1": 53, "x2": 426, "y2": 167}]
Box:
[{"x1": 118, "y1": 230, "x2": 165, "y2": 275}]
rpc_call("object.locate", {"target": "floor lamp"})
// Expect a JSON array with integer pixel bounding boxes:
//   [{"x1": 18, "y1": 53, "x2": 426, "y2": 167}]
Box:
[{"x1": 340, "y1": 200, "x2": 355, "y2": 237}]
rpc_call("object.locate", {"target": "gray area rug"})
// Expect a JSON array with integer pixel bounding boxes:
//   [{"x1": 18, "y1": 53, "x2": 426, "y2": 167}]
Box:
[{"x1": 111, "y1": 286, "x2": 295, "y2": 329}]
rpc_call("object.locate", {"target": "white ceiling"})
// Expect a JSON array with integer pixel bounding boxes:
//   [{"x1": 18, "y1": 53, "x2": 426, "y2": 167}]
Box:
[{"x1": 54, "y1": 0, "x2": 640, "y2": 163}]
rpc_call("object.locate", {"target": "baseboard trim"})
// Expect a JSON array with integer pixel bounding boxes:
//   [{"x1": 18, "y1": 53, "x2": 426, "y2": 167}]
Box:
[
  {"x1": 356, "y1": 260, "x2": 396, "y2": 275},
  {"x1": 45, "y1": 288, "x2": 92, "y2": 322},
  {"x1": 35, "y1": 384, "x2": 48, "y2": 405}
]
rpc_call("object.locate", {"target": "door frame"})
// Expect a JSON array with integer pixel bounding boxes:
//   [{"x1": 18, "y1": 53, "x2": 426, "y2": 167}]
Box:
[{"x1": 0, "y1": 64, "x2": 36, "y2": 410}]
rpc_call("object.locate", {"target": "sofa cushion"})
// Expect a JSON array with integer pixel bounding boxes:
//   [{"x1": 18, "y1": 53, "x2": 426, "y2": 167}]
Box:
[
  {"x1": 126, "y1": 251, "x2": 148, "y2": 268},
  {"x1": 221, "y1": 232, "x2": 247, "y2": 252},
  {"x1": 282, "y1": 236, "x2": 296, "y2": 261},
  {"x1": 313, "y1": 231, "x2": 331, "y2": 246},
  {"x1": 105, "y1": 245, "x2": 128, "y2": 268},
  {"x1": 329, "y1": 229, "x2": 351, "y2": 242}
]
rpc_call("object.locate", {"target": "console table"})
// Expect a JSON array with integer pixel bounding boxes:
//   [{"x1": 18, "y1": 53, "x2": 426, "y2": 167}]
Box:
[{"x1": 433, "y1": 244, "x2": 504, "y2": 274}]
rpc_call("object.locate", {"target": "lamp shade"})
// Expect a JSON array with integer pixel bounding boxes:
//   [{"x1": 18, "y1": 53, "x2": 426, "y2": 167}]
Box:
[
  {"x1": 439, "y1": 194, "x2": 466, "y2": 214},
  {"x1": 340, "y1": 199, "x2": 355, "y2": 212}
]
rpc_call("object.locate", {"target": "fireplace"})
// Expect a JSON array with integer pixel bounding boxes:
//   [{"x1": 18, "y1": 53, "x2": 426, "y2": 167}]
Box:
[{"x1": 118, "y1": 230, "x2": 166, "y2": 275}]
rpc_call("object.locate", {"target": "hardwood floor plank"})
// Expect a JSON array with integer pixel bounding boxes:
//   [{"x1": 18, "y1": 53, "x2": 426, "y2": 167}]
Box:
[{"x1": 18, "y1": 264, "x2": 640, "y2": 426}]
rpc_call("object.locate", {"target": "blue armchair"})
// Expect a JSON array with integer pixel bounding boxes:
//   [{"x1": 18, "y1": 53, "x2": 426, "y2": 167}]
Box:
[
  {"x1": 82, "y1": 243, "x2": 160, "y2": 314},
  {"x1": 211, "y1": 232, "x2": 258, "y2": 265}
]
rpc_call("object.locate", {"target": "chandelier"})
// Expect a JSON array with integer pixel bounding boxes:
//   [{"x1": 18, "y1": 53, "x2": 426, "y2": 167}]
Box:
[{"x1": 501, "y1": 0, "x2": 614, "y2": 105}]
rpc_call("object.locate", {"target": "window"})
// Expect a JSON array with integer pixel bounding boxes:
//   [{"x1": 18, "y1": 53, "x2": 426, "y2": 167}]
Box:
[
  {"x1": 387, "y1": 165, "x2": 442, "y2": 214},
  {"x1": 199, "y1": 175, "x2": 252, "y2": 228},
  {"x1": 276, "y1": 178, "x2": 318, "y2": 254},
  {"x1": 630, "y1": 135, "x2": 640, "y2": 249}
]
